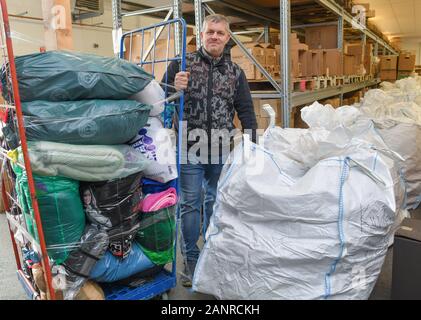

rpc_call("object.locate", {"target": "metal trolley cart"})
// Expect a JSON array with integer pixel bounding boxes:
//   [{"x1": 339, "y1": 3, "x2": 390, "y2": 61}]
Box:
[
  {"x1": 0, "y1": 0, "x2": 186, "y2": 300},
  {"x1": 104, "y1": 18, "x2": 187, "y2": 300}
]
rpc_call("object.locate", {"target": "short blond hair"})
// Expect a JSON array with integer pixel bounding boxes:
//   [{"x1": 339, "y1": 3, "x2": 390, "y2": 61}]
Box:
[{"x1": 202, "y1": 14, "x2": 231, "y2": 33}]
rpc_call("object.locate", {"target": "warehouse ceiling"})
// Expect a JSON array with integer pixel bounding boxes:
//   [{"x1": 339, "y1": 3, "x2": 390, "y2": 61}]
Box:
[
  {"x1": 121, "y1": 0, "x2": 421, "y2": 47},
  {"x1": 354, "y1": 0, "x2": 421, "y2": 42},
  {"x1": 122, "y1": 0, "x2": 337, "y2": 31}
]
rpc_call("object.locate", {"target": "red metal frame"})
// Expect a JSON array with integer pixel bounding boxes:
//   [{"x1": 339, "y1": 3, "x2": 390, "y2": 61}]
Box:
[{"x1": 0, "y1": 0, "x2": 56, "y2": 300}]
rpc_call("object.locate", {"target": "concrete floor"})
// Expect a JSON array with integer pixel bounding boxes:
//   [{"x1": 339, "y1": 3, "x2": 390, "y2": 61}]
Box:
[
  {"x1": 0, "y1": 214, "x2": 26, "y2": 300},
  {"x1": 1, "y1": 208, "x2": 421, "y2": 300}
]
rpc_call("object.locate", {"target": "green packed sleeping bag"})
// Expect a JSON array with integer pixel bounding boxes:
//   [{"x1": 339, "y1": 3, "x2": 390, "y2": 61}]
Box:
[
  {"x1": 12, "y1": 164, "x2": 86, "y2": 264},
  {"x1": 136, "y1": 205, "x2": 176, "y2": 266},
  {"x1": 22, "y1": 100, "x2": 152, "y2": 145},
  {"x1": 13, "y1": 164, "x2": 38, "y2": 239},
  {"x1": 5, "y1": 51, "x2": 153, "y2": 102}
]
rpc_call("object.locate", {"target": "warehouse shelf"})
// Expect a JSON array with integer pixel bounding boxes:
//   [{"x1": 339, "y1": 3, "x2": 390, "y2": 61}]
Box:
[
  {"x1": 190, "y1": 0, "x2": 394, "y2": 126},
  {"x1": 113, "y1": 0, "x2": 396, "y2": 127},
  {"x1": 292, "y1": 78, "x2": 379, "y2": 107},
  {"x1": 251, "y1": 79, "x2": 380, "y2": 107}
]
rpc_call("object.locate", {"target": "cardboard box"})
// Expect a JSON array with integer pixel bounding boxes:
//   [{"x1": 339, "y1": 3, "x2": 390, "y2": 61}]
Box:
[
  {"x1": 380, "y1": 56, "x2": 398, "y2": 70},
  {"x1": 290, "y1": 48, "x2": 300, "y2": 78},
  {"x1": 398, "y1": 53, "x2": 416, "y2": 71},
  {"x1": 324, "y1": 49, "x2": 343, "y2": 76},
  {"x1": 231, "y1": 43, "x2": 266, "y2": 80},
  {"x1": 305, "y1": 25, "x2": 338, "y2": 49},
  {"x1": 287, "y1": 44, "x2": 309, "y2": 78},
  {"x1": 322, "y1": 97, "x2": 341, "y2": 108},
  {"x1": 270, "y1": 32, "x2": 280, "y2": 45},
  {"x1": 344, "y1": 54, "x2": 356, "y2": 75},
  {"x1": 231, "y1": 42, "x2": 265, "y2": 61},
  {"x1": 298, "y1": 50, "x2": 309, "y2": 77},
  {"x1": 235, "y1": 58, "x2": 257, "y2": 80},
  {"x1": 261, "y1": 43, "x2": 277, "y2": 66},
  {"x1": 274, "y1": 34, "x2": 310, "y2": 78},
  {"x1": 264, "y1": 64, "x2": 280, "y2": 79},
  {"x1": 391, "y1": 218, "x2": 421, "y2": 300},
  {"x1": 298, "y1": 50, "x2": 317, "y2": 77},
  {"x1": 311, "y1": 49, "x2": 325, "y2": 75},
  {"x1": 379, "y1": 69, "x2": 397, "y2": 81},
  {"x1": 345, "y1": 43, "x2": 364, "y2": 65},
  {"x1": 365, "y1": 43, "x2": 373, "y2": 75}
]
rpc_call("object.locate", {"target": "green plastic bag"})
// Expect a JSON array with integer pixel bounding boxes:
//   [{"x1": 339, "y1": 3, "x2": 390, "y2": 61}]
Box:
[
  {"x1": 22, "y1": 100, "x2": 152, "y2": 145},
  {"x1": 6, "y1": 51, "x2": 153, "y2": 102},
  {"x1": 12, "y1": 164, "x2": 86, "y2": 264},
  {"x1": 136, "y1": 205, "x2": 176, "y2": 266}
]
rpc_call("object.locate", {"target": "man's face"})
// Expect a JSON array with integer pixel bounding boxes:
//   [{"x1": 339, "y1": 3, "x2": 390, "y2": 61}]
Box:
[{"x1": 201, "y1": 21, "x2": 230, "y2": 57}]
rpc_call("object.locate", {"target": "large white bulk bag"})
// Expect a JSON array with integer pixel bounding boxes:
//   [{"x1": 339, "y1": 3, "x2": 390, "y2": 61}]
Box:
[
  {"x1": 193, "y1": 126, "x2": 403, "y2": 300},
  {"x1": 361, "y1": 101, "x2": 421, "y2": 209}
]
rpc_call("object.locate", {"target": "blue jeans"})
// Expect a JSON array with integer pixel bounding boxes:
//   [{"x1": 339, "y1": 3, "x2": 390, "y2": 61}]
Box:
[{"x1": 180, "y1": 162, "x2": 224, "y2": 268}]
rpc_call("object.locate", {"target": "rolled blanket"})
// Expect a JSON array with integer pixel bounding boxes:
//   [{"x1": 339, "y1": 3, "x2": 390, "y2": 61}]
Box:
[
  {"x1": 4, "y1": 51, "x2": 153, "y2": 102},
  {"x1": 139, "y1": 187, "x2": 177, "y2": 212},
  {"x1": 24, "y1": 141, "x2": 151, "y2": 181},
  {"x1": 141, "y1": 178, "x2": 177, "y2": 195},
  {"x1": 22, "y1": 100, "x2": 152, "y2": 145}
]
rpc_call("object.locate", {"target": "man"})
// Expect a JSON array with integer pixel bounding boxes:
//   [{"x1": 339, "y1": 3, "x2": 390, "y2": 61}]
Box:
[{"x1": 162, "y1": 14, "x2": 257, "y2": 287}]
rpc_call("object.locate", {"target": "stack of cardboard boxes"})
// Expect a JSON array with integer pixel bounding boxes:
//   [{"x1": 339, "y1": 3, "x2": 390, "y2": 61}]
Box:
[
  {"x1": 379, "y1": 55, "x2": 398, "y2": 81},
  {"x1": 231, "y1": 42, "x2": 279, "y2": 80},
  {"x1": 231, "y1": 43, "x2": 265, "y2": 80},
  {"x1": 289, "y1": 33, "x2": 343, "y2": 78},
  {"x1": 398, "y1": 51, "x2": 416, "y2": 80},
  {"x1": 304, "y1": 25, "x2": 343, "y2": 77},
  {"x1": 289, "y1": 33, "x2": 311, "y2": 78},
  {"x1": 123, "y1": 28, "x2": 197, "y2": 81},
  {"x1": 344, "y1": 42, "x2": 373, "y2": 76},
  {"x1": 231, "y1": 25, "x2": 375, "y2": 81},
  {"x1": 230, "y1": 27, "x2": 344, "y2": 81}
]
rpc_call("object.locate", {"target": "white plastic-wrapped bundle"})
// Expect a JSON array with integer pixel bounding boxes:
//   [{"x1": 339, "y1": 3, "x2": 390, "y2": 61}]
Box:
[
  {"x1": 129, "y1": 79, "x2": 166, "y2": 117},
  {"x1": 193, "y1": 117, "x2": 404, "y2": 299},
  {"x1": 129, "y1": 117, "x2": 177, "y2": 183}
]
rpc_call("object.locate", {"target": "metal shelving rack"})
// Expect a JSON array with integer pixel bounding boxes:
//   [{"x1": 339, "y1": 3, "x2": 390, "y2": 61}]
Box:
[
  {"x1": 112, "y1": 0, "x2": 184, "y2": 58},
  {"x1": 113, "y1": 0, "x2": 398, "y2": 127}
]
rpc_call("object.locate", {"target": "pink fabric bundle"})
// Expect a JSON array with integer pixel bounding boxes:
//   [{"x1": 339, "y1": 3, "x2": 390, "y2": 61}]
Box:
[{"x1": 139, "y1": 187, "x2": 177, "y2": 212}]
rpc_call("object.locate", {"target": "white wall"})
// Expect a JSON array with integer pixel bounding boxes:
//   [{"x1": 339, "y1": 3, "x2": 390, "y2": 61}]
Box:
[{"x1": 7, "y1": 0, "x2": 161, "y2": 57}]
